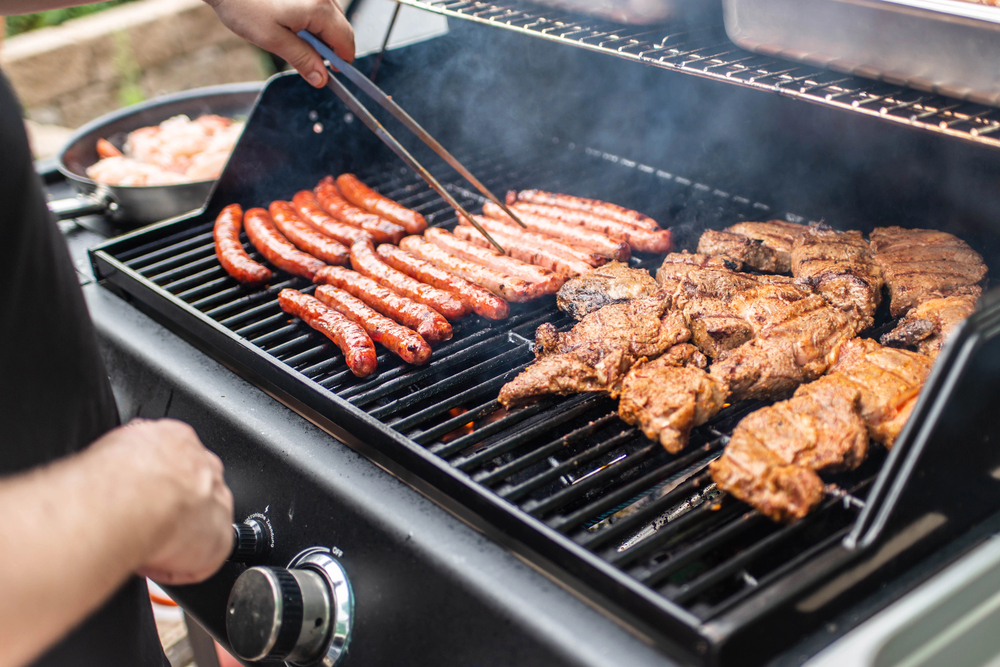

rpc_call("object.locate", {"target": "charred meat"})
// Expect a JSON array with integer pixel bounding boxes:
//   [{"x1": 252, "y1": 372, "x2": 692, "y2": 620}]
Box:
[
  {"x1": 498, "y1": 296, "x2": 689, "y2": 408},
  {"x1": 618, "y1": 344, "x2": 726, "y2": 454},
  {"x1": 556, "y1": 261, "x2": 659, "y2": 320},
  {"x1": 791, "y1": 227, "x2": 883, "y2": 331},
  {"x1": 696, "y1": 220, "x2": 809, "y2": 273},
  {"x1": 881, "y1": 294, "x2": 978, "y2": 359},
  {"x1": 709, "y1": 374, "x2": 868, "y2": 522},
  {"x1": 869, "y1": 226, "x2": 986, "y2": 317}
]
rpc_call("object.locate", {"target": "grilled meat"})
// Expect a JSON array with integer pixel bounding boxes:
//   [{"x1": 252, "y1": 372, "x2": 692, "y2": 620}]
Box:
[
  {"x1": 869, "y1": 226, "x2": 986, "y2": 317},
  {"x1": 618, "y1": 344, "x2": 726, "y2": 453},
  {"x1": 556, "y1": 261, "x2": 659, "y2": 320},
  {"x1": 696, "y1": 220, "x2": 809, "y2": 273},
  {"x1": 828, "y1": 338, "x2": 932, "y2": 447},
  {"x1": 709, "y1": 296, "x2": 855, "y2": 401},
  {"x1": 497, "y1": 296, "x2": 689, "y2": 408},
  {"x1": 791, "y1": 227, "x2": 883, "y2": 331},
  {"x1": 709, "y1": 374, "x2": 868, "y2": 522},
  {"x1": 881, "y1": 294, "x2": 977, "y2": 359}
]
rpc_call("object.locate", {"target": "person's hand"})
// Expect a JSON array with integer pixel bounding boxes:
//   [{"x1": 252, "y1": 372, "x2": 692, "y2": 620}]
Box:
[
  {"x1": 205, "y1": 0, "x2": 354, "y2": 88},
  {"x1": 89, "y1": 419, "x2": 234, "y2": 585}
]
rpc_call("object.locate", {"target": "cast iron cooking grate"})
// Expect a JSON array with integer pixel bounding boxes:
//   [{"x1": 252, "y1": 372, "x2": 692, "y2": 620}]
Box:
[
  {"x1": 97, "y1": 140, "x2": 879, "y2": 660},
  {"x1": 397, "y1": 0, "x2": 1000, "y2": 149}
]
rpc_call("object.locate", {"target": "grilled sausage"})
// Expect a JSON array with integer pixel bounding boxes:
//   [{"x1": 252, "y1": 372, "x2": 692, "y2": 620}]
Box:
[
  {"x1": 349, "y1": 239, "x2": 469, "y2": 320},
  {"x1": 336, "y1": 173, "x2": 427, "y2": 234},
  {"x1": 269, "y1": 201, "x2": 349, "y2": 265},
  {"x1": 278, "y1": 288, "x2": 377, "y2": 377},
  {"x1": 376, "y1": 244, "x2": 510, "y2": 320},
  {"x1": 314, "y1": 284, "x2": 432, "y2": 365},
  {"x1": 292, "y1": 190, "x2": 373, "y2": 246},
  {"x1": 398, "y1": 235, "x2": 549, "y2": 303},
  {"x1": 424, "y1": 227, "x2": 564, "y2": 293},
  {"x1": 482, "y1": 201, "x2": 629, "y2": 261},
  {"x1": 508, "y1": 201, "x2": 672, "y2": 254},
  {"x1": 461, "y1": 215, "x2": 609, "y2": 268},
  {"x1": 507, "y1": 189, "x2": 661, "y2": 231},
  {"x1": 454, "y1": 222, "x2": 593, "y2": 277},
  {"x1": 214, "y1": 204, "x2": 273, "y2": 285},
  {"x1": 314, "y1": 176, "x2": 406, "y2": 244},
  {"x1": 314, "y1": 266, "x2": 453, "y2": 344},
  {"x1": 244, "y1": 208, "x2": 327, "y2": 280}
]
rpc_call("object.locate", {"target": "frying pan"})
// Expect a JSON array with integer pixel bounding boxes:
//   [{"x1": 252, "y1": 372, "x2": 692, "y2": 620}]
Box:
[{"x1": 52, "y1": 81, "x2": 264, "y2": 227}]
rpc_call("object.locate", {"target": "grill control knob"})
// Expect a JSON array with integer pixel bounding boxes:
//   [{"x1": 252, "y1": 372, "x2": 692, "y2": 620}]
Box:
[
  {"x1": 227, "y1": 549, "x2": 353, "y2": 666},
  {"x1": 230, "y1": 519, "x2": 271, "y2": 563}
]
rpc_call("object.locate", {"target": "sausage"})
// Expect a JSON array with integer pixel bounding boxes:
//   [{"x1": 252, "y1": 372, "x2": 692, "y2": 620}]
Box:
[
  {"x1": 314, "y1": 266, "x2": 452, "y2": 344},
  {"x1": 424, "y1": 227, "x2": 564, "y2": 293},
  {"x1": 96, "y1": 138, "x2": 123, "y2": 158},
  {"x1": 461, "y1": 215, "x2": 609, "y2": 268},
  {"x1": 269, "y1": 201, "x2": 350, "y2": 265},
  {"x1": 507, "y1": 189, "x2": 661, "y2": 231},
  {"x1": 214, "y1": 204, "x2": 273, "y2": 285},
  {"x1": 398, "y1": 235, "x2": 549, "y2": 303},
  {"x1": 454, "y1": 223, "x2": 593, "y2": 277},
  {"x1": 278, "y1": 288, "x2": 377, "y2": 377},
  {"x1": 336, "y1": 173, "x2": 427, "y2": 234},
  {"x1": 482, "y1": 201, "x2": 629, "y2": 261},
  {"x1": 508, "y1": 201, "x2": 672, "y2": 254},
  {"x1": 376, "y1": 244, "x2": 510, "y2": 320},
  {"x1": 243, "y1": 207, "x2": 327, "y2": 280},
  {"x1": 349, "y1": 239, "x2": 469, "y2": 320},
  {"x1": 315, "y1": 284, "x2": 432, "y2": 365},
  {"x1": 314, "y1": 177, "x2": 406, "y2": 244},
  {"x1": 291, "y1": 190, "x2": 373, "y2": 246}
]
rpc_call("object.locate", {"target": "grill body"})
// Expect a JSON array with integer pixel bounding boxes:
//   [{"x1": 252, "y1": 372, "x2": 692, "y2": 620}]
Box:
[{"x1": 90, "y1": 23, "x2": 1000, "y2": 666}]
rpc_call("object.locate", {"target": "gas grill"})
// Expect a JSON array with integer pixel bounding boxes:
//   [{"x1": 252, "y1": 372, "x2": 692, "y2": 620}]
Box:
[{"x1": 78, "y1": 12, "x2": 1000, "y2": 667}]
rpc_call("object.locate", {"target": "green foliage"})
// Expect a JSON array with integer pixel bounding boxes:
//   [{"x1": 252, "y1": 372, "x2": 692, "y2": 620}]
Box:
[
  {"x1": 113, "y1": 29, "x2": 145, "y2": 106},
  {"x1": 6, "y1": 1, "x2": 139, "y2": 38}
]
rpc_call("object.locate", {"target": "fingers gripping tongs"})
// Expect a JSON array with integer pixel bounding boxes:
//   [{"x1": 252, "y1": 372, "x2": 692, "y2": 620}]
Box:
[{"x1": 298, "y1": 31, "x2": 527, "y2": 253}]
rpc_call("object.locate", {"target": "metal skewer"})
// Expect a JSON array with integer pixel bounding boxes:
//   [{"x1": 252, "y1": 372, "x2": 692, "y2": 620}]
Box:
[
  {"x1": 320, "y1": 69, "x2": 507, "y2": 253},
  {"x1": 299, "y1": 30, "x2": 528, "y2": 230}
]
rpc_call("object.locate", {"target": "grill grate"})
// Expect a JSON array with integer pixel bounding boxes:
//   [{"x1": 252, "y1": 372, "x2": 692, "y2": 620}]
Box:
[
  {"x1": 396, "y1": 0, "x2": 1000, "y2": 149},
  {"x1": 95, "y1": 139, "x2": 879, "y2": 658}
]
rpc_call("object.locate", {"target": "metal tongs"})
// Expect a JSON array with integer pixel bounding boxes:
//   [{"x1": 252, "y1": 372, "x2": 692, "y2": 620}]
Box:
[{"x1": 298, "y1": 31, "x2": 527, "y2": 253}]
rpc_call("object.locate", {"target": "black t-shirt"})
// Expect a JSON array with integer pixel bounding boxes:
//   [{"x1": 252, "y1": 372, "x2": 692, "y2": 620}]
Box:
[{"x1": 0, "y1": 71, "x2": 168, "y2": 666}]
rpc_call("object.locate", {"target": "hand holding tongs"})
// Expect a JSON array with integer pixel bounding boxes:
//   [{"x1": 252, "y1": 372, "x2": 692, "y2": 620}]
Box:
[{"x1": 298, "y1": 31, "x2": 527, "y2": 254}]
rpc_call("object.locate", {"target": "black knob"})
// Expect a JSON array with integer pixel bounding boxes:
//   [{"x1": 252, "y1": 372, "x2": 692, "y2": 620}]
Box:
[
  {"x1": 230, "y1": 519, "x2": 271, "y2": 563},
  {"x1": 227, "y1": 566, "x2": 332, "y2": 663}
]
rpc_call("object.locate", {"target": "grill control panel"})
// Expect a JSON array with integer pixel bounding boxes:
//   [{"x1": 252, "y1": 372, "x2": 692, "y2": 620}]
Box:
[{"x1": 226, "y1": 547, "x2": 353, "y2": 666}]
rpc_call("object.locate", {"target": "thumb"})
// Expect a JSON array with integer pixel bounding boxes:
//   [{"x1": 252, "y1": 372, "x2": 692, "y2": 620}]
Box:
[{"x1": 272, "y1": 28, "x2": 329, "y2": 87}]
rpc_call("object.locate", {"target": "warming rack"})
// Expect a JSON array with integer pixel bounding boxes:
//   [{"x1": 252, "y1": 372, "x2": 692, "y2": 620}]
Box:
[{"x1": 394, "y1": 0, "x2": 1000, "y2": 149}]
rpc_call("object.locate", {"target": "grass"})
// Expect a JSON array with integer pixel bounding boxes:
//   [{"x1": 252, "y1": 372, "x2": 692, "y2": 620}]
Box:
[{"x1": 5, "y1": 1, "x2": 139, "y2": 38}]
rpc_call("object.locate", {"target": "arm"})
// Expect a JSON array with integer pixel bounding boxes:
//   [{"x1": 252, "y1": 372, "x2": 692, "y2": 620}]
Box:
[
  {"x1": 0, "y1": 0, "x2": 355, "y2": 87},
  {"x1": 0, "y1": 419, "x2": 234, "y2": 667}
]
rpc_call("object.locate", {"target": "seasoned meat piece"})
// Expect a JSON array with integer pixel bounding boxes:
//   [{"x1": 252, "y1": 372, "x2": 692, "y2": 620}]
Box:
[
  {"x1": 656, "y1": 252, "x2": 745, "y2": 287},
  {"x1": 828, "y1": 338, "x2": 932, "y2": 447},
  {"x1": 881, "y1": 294, "x2": 977, "y2": 359},
  {"x1": 497, "y1": 297, "x2": 690, "y2": 408},
  {"x1": 791, "y1": 227, "x2": 883, "y2": 331},
  {"x1": 556, "y1": 261, "x2": 658, "y2": 320},
  {"x1": 710, "y1": 374, "x2": 868, "y2": 522},
  {"x1": 618, "y1": 344, "x2": 726, "y2": 453},
  {"x1": 709, "y1": 296, "x2": 855, "y2": 401},
  {"x1": 869, "y1": 226, "x2": 986, "y2": 317},
  {"x1": 697, "y1": 230, "x2": 784, "y2": 274},
  {"x1": 705, "y1": 220, "x2": 810, "y2": 273}
]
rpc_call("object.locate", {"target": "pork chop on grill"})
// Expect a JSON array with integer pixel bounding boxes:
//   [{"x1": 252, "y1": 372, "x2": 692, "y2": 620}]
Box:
[
  {"x1": 556, "y1": 261, "x2": 659, "y2": 320},
  {"x1": 696, "y1": 220, "x2": 809, "y2": 273},
  {"x1": 791, "y1": 227, "x2": 883, "y2": 331},
  {"x1": 709, "y1": 374, "x2": 868, "y2": 522},
  {"x1": 618, "y1": 344, "x2": 727, "y2": 454},
  {"x1": 881, "y1": 294, "x2": 978, "y2": 359},
  {"x1": 497, "y1": 296, "x2": 690, "y2": 408},
  {"x1": 869, "y1": 226, "x2": 986, "y2": 317}
]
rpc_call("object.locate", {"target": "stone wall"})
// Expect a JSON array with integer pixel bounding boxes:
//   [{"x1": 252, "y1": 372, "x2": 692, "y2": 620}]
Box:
[{"x1": 1, "y1": 0, "x2": 269, "y2": 128}]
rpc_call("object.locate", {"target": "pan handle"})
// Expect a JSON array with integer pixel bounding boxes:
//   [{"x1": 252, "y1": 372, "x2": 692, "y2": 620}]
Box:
[{"x1": 47, "y1": 186, "x2": 116, "y2": 220}]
